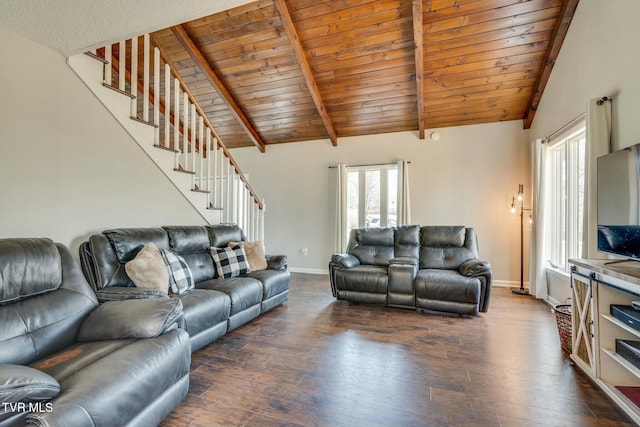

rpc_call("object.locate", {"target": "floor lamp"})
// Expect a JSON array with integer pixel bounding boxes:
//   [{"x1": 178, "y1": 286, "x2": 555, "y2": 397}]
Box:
[{"x1": 511, "y1": 184, "x2": 531, "y2": 295}]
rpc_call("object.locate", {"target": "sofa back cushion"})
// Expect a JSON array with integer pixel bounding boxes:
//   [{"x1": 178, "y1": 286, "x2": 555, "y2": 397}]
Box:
[
  {"x1": 419, "y1": 226, "x2": 478, "y2": 270},
  {"x1": 86, "y1": 234, "x2": 132, "y2": 289},
  {"x1": 0, "y1": 238, "x2": 62, "y2": 304},
  {"x1": 164, "y1": 226, "x2": 215, "y2": 283},
  {"x1": 206, "y1": 224, "x2": 246, "y2": 248},
  {"x1": 103, "y1": 228, "x2": 169, "y2": 263},
  {"x1": 0, "y1": 239, "x2": 97, "y2": 365},
  {"x1": 86, "y1": 228, "x2": 171, "y2": 290},
  {"x1": 348, "y1": 227, "x2": 395, "y2": 266},
  {"x1": 394, "y1": 225, "x2": 420, "y2": 258}
]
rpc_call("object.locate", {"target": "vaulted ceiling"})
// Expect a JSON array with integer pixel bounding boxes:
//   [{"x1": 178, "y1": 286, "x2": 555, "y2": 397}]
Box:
[{"x1": 149, "y1": 0, "x2": 578, "y2": 150}]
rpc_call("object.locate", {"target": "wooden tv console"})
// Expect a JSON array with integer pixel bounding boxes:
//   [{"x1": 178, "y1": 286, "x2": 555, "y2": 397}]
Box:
[{"x1": 569, "y1": 259, "x2": 640, "y2": 425}]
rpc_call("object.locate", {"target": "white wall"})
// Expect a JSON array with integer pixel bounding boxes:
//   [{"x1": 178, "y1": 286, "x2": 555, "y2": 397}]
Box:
[
  {"x1": 529, "y1": 0, "x2": 640, "y2": 151},
  {"x1": 232, "y1": 121, "x2": 531, "y2": 282},
  {"x1": 0, "y1": 27, "x2": 205, "y2": 255},
  {"x1": 528, "y1": 0, "x2": 640, "y2": 303}
]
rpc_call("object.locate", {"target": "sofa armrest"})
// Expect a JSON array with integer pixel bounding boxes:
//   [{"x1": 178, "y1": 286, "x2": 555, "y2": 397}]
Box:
[
  {"x1": 94, "y1": 287, "x2": 169, "y2": 303},
  {"x1": 328, "y1": 253, "x2": 361, "y2": 298},
  {"x1": 389, "y1": 256, "x2": 418, "y2": 266},
  {"x1": 77, "y1": 298, "x2": 183, "y2": 341},
  {"x1": 388, "y1": 259, "x2": 418, "y2": 304},
  {"x1": 0, "y1": 365, "x2": 60, "y2": 403},
  {"x1": 266, "y1": 254, "x2": 288, "y2": 270},
  {"x1": 460, "y1": 260, "x2": 493, "y2": 313},
  {"x1": 459, "y1": 259, "x2": 492, "y2": 277},
  {"x1": 330, "y1": 253, "x2": 360, "y2": 269}
]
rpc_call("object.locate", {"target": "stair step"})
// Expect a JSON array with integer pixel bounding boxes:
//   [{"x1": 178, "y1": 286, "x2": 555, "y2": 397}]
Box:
[
  {"x1": 130, "y1": 116, "x2": 159, "y2": 128},
  {"x1": 153, "y1": 144, "x2": 179, "y2": 153},
  {"x1": 173, "y1": 166, "x2": 196, "y2": 175},
  {"x1": 191, "y1": 184, "x2": 210, "y2": 194},
  {"x1": 84, "y1": 51, "x2": 108, "y2": 64},
  {"x1": 71, "y1": 44, "x2": 261, "y2": 232},
  {"x1": 102, "y1": 83, "x2": 135, "y2": 99}
]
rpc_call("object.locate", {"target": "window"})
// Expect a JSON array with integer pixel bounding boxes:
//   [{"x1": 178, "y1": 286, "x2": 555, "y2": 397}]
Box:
[
  {"x1": 345, "y1": 164, "x2": 398, "y2": 234},
  {"x1": 546, "y1": 123, "x2": 586, "y2": 271}
]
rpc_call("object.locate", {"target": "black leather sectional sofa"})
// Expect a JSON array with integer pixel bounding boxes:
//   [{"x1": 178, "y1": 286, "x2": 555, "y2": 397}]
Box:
[
  {"x1": 0, "y1": 238, "x2": 190, "y2": 427},
  {"x1": 0, "y1": 224, "x2": 290, "y2": 426},
  {"x1": 329, "y1": 225, "x2": 492, "y2": 316},
  {"x1": 79, "y1": 224, "x2": 290, "y2": 352}
]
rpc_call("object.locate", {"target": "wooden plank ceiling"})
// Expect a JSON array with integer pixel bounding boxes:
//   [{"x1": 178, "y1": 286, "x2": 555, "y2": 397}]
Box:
[{"x1": 150, "y1": 0, "x2": 578, "y2": 149}]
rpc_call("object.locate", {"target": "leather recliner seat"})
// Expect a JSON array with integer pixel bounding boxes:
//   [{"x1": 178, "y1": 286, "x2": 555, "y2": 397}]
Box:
[
  {"x1": 79, "y1": 224, "x2": 290, "y2": 352},
  {"x1": 0, "y1": 238, "x2": 190, "y2": 427},
  {"x1": 329, "y1": 225, "x2": 492, "y2": 316}
]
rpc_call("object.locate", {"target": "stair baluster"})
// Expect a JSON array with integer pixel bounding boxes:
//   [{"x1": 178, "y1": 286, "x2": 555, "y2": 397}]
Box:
[{"x1": 73, "y1": 34, "x2": 264, "y2": 236}]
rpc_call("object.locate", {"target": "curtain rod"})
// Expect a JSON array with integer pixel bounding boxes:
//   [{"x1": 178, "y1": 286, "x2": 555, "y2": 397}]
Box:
[
  {"x1": 328, "y1": 161, "x2": 410, "y2": 169},
  {"x1": 543, "y1": 113, "x2": 586, "y2": 144},
  {"x1": 542, "y1": 96, "x2": 612, "y2": 144}
]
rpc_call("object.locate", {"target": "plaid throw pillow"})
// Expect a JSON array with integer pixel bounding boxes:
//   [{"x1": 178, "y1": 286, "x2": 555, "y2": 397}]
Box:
[
  {"x1": 211, "y1": 245, "x2": 251, "y2": 278},
  {"x1": 161, "y1": 249, "x2": 195, "y2": 294}
]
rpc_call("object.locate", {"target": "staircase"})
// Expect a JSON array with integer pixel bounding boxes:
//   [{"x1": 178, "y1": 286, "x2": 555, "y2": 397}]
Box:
[{"x1": 67, "y1": 34, "x2": 264, "y2": 240}]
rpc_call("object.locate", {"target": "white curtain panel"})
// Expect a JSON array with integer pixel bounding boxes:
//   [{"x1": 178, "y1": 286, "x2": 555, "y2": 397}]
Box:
[
  {"x1": 529, "y1": 139, "x2": 548, "y2": 299},
  {"x1": 396, "y1": 160, "x2": 411, "y2": 225},
  {"x1": 334, "y1": 164, "x2": 348, "y2": 253},
  {"x1": 582, "y1": 98, "x2": 612, "y2": 258}
]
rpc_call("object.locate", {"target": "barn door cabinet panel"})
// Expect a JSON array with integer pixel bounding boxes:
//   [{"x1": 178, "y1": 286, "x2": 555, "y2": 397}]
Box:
[
  {"x1": 570, "y1": 259, "x2": 640, "y2": 426},
  {"x1": 570, "y1": 267, "x2": 596, "y2": 377}
]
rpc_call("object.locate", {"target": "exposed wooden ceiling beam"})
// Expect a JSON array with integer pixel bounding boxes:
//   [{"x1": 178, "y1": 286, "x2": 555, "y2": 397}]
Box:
[
  {"x1": 413, "y1": 0, "x2": 425, "y2": 139},
  {"x1": 522, "y1": 0, "x2": 580, "y2": 129},
  {"x1": 171, "y1": 24, "x2": 267, "y2": 153},
  {"x1": 273, "y1": 0, "x2": 338, "y2": 147},
  {"x1": 150, "y1": 34, "x2": 264, "y2": 208}
]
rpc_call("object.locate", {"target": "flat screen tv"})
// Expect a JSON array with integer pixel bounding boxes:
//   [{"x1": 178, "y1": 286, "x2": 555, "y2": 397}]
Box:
[{"x1": 597, "y1": 142, "x2": 640, "y2": 259}]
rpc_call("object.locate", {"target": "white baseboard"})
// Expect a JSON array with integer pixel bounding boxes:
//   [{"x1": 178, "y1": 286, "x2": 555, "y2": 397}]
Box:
[
  {"x1": 492, "y1": 280, "x2": 530, "y2": 288},
  {"x1": 288, "y1": 267, "x2": 328, "y2": 275}
]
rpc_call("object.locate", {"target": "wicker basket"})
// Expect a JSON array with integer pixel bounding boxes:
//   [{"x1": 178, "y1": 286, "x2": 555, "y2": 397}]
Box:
[{"x1": 554, "y1": 304, "x2": 572, "y2": 355}]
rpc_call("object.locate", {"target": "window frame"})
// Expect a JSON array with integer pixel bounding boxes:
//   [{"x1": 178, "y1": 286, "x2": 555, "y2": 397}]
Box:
[
  {"x1": 546, "y1": 121, "x2": 586, "y2": 273},
  {"x1": 345, "y1": 163, "x2": 398, "y2": 233}
]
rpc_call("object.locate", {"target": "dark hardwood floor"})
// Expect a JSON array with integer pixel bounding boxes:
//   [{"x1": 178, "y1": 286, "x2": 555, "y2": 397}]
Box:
[{"x1": 161, "y1": 273, "x2": 634, "y2": 427}]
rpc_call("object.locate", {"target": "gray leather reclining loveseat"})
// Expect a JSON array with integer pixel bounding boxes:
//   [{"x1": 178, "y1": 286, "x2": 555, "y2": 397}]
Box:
[
  {"x1": 0, "y1": 238, "x2": 190, "y2": 427},
  {"x1": 79, "y1": 224, "x2": 290, "y2": 351},
  {"x1": 329, "y1": 225, "x2": 492, "y2": 315}
]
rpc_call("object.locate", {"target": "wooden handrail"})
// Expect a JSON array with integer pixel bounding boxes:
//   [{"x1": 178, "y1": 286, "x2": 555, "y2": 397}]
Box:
[
  {"x1": 99, "y1": 39, "x2": 264, "y2": 210},
  {"x1": 149, "y1": 33, "x2": 264, "y2": 210}
]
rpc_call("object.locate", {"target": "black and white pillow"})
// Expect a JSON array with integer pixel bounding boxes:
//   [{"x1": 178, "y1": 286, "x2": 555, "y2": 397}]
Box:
[
  {"x1": 211, "y1": 245, "x2": 251, "y2": 278},
  {"x1": 161, "y1": 249, "x2": 195, "y2": 294}
]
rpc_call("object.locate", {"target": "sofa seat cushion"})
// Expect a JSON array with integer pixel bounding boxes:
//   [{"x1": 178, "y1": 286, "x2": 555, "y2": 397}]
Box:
[
  {"x1": 197, "y1": 277, "x2": 262, "y2": 316},
  {"x1": 28, "y1": 329, "x2": 190, "y2": 427},
  {"x1": 415, "y1": 269, "x2": 480, "y2": 305},
  {"x1": 177, "y1": 289, "x2": 230, "y2": 337},
  {"x1": 246, "y1": 269, "x2": 291, "y2": 300},
  {"x1": 31, "y1": 340, "x2": 137, "y2": 382},
  {"x1": 334, "y1": 265, "x2": 388, "y2": 294}
]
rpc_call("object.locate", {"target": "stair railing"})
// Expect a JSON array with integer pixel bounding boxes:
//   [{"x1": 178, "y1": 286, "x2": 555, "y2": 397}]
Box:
[{"x1": 90, "y1": 34, "x2": 264, "y2": 241}]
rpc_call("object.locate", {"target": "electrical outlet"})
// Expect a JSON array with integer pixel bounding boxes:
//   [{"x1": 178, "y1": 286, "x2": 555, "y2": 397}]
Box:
[{"x1": 301, "y1": 248, "x2": 309, "y2": 256}]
